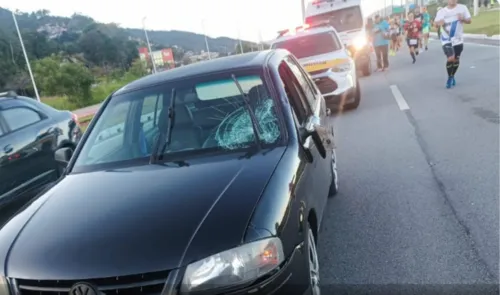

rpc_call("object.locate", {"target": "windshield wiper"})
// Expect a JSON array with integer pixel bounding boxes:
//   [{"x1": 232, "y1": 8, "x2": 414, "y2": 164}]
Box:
[
  {"x1": 231, "y1": 74, "x2": 262, "y2": 151},
  {"x1": 151, "y1": 88, "x2": 176, "y2": 163}
]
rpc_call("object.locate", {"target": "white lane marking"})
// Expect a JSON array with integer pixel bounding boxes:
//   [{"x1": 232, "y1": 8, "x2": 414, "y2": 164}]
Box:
[{"x1": 390, "y1": 85, "x2": 410, "y2": 111}]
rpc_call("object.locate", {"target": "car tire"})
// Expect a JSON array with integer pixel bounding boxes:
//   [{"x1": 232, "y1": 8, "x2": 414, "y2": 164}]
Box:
[
  {"x1": 345, "y1": 80, "x2": 361, "y2": 110},
  {"x1": 328, "y1": 150, "x2": 338, "y2": 198},
  {"x1": 306, "y1": 223, "x2": 321, "y2": 295}
]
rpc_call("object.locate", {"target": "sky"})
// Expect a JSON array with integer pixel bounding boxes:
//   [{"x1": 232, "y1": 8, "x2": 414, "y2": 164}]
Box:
[{"x1": 0, "y1": 0, "x2": 387, "y2": 42}]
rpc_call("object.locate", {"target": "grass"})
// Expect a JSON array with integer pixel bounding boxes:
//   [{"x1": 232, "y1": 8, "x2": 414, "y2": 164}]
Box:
[
  {"x1": 41, "y1": 79, "x2": 131, "y2": 111},
  {"x1": 464, "y1": 10, "x2": 500, "y2": 36}
]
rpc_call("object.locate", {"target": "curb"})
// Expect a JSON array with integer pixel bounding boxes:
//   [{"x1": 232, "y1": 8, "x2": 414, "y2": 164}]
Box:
[{"x1": 430, "y1": 32, "x2": 499, "y2": 40}]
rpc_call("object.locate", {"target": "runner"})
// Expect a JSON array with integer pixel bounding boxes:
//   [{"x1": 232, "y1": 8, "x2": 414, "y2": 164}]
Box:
[
  {"x1": 389, "y1": 20, "x2": 399, "y2": 56},
  {"x1": 421, "y1": 6, "x2": 431, "y2": 50},
  {"x1": 434, "y1": 0, "x2": 472, "y2": 88},
  {"x1": 414, "y1": 8, "x2": 424, "y2": 52},
  {"x1": 404, "y1": 12, "x2": 421, "y2": 64}
]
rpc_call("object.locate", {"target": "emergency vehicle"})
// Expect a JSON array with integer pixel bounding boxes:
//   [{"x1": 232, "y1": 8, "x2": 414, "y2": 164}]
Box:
[
  {"x1": 270, "y1": 23, "x2": 361, "y2": 110},
  {"x1": 304, "y1": 0, "x2": 371, "y2": 76}
]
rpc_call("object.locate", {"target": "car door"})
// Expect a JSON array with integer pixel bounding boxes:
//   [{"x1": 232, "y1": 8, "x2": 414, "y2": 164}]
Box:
[
  {"x1": 277, "y1": 60, "x2": 329, "y2": 222},
  {"x1": 0, "y1": 102, "x2": 59, "y2": 203}
]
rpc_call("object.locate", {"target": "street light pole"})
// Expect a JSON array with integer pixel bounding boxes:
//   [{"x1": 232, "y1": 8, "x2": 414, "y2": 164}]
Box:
[
  {"x1": 142, "y1": 17, "x2": 157, "y2": 73},
  {"x1": 201, "y1": 20, "x2": 211, "y2": 59},
  {"x1": 12, "y1": 11, "x2": 40, "y2": 101}
]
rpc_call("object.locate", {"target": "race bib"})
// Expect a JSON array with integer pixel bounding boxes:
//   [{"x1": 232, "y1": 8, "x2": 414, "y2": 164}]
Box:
[{"x1": 409, "y1": 39, "x2": 418, "y2": 45}]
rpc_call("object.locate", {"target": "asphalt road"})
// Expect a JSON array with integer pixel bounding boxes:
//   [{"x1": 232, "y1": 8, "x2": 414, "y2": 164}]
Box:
[{"x1": 318, "y1": 40, "x2": 499, "y2": 294}]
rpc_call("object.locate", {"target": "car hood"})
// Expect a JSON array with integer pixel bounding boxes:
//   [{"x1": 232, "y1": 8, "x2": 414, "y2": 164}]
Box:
[{"x1": 0, "y1": 148, "x2": 285, "y2": 279}]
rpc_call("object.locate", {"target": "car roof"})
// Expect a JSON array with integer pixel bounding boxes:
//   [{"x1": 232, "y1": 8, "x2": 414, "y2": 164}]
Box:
[
  {"x1": 0, "y1": 95, "x2": 59, "y2": 113},
  {"x1": 272, "y1": 26, "x2": 338, "y2": 44},
  {"x1": 115, "y1": 51, "x2": 276, "y2": 95}
]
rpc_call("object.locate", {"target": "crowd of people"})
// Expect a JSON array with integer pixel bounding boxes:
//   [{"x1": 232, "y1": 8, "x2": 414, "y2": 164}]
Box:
[{"x1": 366, "y1": 0, "x2": 472, "y2": 89}]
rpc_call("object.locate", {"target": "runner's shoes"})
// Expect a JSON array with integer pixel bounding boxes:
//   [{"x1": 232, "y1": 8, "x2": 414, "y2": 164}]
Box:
[
  {"x1": 446, "y1": 77, "x2": 454, "y2": 89},
  {"x1": 451, "y1": 77, "x2": 456, "y2": 86}
]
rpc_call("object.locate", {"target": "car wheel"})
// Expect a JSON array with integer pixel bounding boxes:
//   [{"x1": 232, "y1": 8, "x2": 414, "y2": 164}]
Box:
[
  {"x1": 306, "y1": 225, "x2": 321, "y2": 295},
  {"x1": 328, "y1": 150, "x2": 338, "y2": 197},
  {"x1": 345, "y1": 80, "x2": 361, "y2": 110}
]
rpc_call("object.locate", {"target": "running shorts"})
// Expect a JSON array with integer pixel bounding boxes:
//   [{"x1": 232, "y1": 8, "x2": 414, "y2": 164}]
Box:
[
  {"x1": 422, "y1": 26, "x2": 430, "y2": 34},
  {"x1": 407, "y1": 38, "x2": 419, "y2": 48},
  {"x1": 443, "y1": 43, "x2": 464, "y2": 58}
]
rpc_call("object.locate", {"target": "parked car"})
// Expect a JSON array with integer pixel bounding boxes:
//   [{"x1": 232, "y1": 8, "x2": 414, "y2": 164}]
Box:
[
  {"x1": 0, "y1": 91, "x2": 82, "y2": 208},
  {"x1": 0, "y1": 50, "x2": 338, "y2": 295}
]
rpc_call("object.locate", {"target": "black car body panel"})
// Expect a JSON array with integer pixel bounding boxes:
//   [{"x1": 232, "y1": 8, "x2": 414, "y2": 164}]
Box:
[
  {"x1": 0, "y1": 96, "x2": 82, "y2": 208},
  {"x1": 0, "y1": 148, "x2": 285, "y2": 279},
  {"x1": 0, "y1": 50, "x2": 335, "y2": 295}
]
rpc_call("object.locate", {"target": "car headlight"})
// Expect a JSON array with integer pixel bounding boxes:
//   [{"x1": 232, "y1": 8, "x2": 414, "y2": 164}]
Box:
[
  {"x1": 181, "y1": 237, "x2": 284, "y2": 293},
  {"x1": 330, "y1": 61, "x2": 352, "y2": 73},
  {"x1": 353, "y1": 35, "x2": 367, "y2": 50},
  {"x1": 0, "y1": 276, "x2": 10, "y2": 295}
]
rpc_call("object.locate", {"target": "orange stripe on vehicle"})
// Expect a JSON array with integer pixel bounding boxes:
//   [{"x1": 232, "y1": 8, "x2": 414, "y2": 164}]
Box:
[{"x1": 303, "y1": 59, "x2": 348, "y2": 73}]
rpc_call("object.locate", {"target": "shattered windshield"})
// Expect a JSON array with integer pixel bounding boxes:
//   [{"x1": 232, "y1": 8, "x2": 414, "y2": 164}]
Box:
[{"x1": 72, "y1": 72, "x2": 281, "y2": 169}]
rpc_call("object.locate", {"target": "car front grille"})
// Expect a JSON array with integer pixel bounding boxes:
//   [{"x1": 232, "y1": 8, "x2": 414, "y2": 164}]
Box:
[
  {"x1": 15, "y1": 270, "x2": 170, "y2": 295},
  {"x1": 313, "y1": 77, "x2": 338, "y2": 94}
]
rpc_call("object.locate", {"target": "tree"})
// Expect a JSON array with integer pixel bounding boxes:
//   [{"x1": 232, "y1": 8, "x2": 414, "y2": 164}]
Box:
[
  {"x1": 182, "y1": 56, "x2": 192, "y2": 65},
  {"x1": 234, "y1": 41, "x2": 258, "y2": 54},
  {"x1": 33, "y1": 55, "x2": 94, "y2": 106}
]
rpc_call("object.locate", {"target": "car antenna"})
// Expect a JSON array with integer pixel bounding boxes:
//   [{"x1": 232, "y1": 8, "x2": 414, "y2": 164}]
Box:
[
  {"x1": 231, "y1": 74, "x2": 261, "y2": 149},
  {"x1": 151, "y1": 87, "x2": 176, "y2": 163}
]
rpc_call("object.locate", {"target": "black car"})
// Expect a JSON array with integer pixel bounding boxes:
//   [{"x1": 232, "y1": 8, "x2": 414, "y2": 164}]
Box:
[
  {"x1": 0, "y1": 50, "x2": 338, "y2": 295},
  {"x1": 0, "y1": 92, "x2": 82, "y2": 208}
]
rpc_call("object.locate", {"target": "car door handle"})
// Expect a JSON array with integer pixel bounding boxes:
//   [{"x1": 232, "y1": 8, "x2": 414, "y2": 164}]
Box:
[{"x1": 3, "y1": 145, "x2": 13, "y2": 153}]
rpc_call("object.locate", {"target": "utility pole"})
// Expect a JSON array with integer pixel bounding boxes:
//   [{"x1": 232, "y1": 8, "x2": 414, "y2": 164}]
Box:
[
  {"x1": 12, "y1": 11, "x2": 40, "y2": 101},
  {"x1": 301, "y1": 0, "x2": 306, "y2": 22},
  {"x1": 201, "y1": 20, "x2": 211, "y2": 59},
  {"x1": 142, "y1": 17, "x2": 157, "y2": 73}
]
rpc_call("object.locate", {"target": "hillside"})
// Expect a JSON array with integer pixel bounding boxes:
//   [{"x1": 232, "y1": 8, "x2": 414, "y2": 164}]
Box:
[{"x1": 0, "y1": 7, "x2": 243, "y2": 53}]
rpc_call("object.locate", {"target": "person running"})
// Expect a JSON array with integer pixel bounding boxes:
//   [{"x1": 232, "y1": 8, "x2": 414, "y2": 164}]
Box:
[
  {"x1": 404, "y1": 12, "x2": 421, "y2": 64},
  {"x1": 389, "y1": 20, "x2": 399, "y2": 56},
  {"x1": 421, "y1": 6, "x2": 431, "y2": 50},
  {"x1": 435, "y1": 0, "x2": 472, "y2": 88},
  {"x1": 372, "y1": 15, "x2": 390, "y2": 71},
  {"x1": 414, "y1": 8, "x2": 424, "y2": 52}
]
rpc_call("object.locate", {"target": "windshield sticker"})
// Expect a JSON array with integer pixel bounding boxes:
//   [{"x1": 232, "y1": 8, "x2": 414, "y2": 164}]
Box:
[{"x1": 215, "y1": 98, "x2": 279, "y2": 149}]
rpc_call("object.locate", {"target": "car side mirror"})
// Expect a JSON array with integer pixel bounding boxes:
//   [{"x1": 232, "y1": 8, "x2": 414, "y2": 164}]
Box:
[
  {"x1": 301, "y1": 115, "x2": 327, "y2": 162},
  {"x1": 55, "y1": 147, "x2": 73, "y2": 166}
]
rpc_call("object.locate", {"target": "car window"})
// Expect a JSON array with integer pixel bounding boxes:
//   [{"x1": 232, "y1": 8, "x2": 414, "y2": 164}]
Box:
[
  {"x1": 278, "y1": 61, "x2": 311, "y2": 124},
  {"x1": 73, "y1": 72, "x2": 281, "y2": 169},
  {"x1": 141, "y1": 94, "x2": 163, "y2": 132},
  {"x1": 271, "y1": 32, "x2": 341, "y2": 59},
  {"x1": 1, "y1": 107, "x2": 41, "y2": 132},
  {"x1": 285, "y1": 56, "x2": 317, "y2": 109},
  {"x1": 87, "y1": 100, "x2": 131, "y2": 161}
]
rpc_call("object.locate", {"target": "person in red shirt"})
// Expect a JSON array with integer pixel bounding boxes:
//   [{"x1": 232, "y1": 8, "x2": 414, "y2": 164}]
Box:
[{"x1": 404, "y1": 12, "x2": 422, "y2": 64}]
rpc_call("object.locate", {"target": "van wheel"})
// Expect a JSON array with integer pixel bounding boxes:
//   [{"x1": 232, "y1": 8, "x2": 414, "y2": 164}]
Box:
[
  {"x1": 328, "y1": 150, "x2": 338, "y2": 197},
  {"x1": 345, "y1": 80, "x2": 361, "y2": 110}
]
